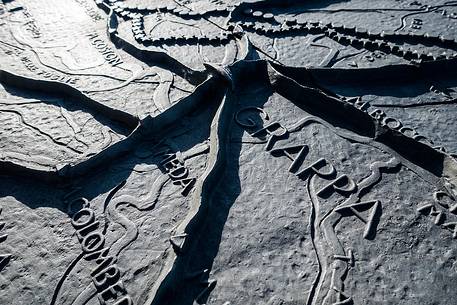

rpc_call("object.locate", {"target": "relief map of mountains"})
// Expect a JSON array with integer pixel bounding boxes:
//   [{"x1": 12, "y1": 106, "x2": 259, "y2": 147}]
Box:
[{"x1": 1, "y1": 0, "x2": 457, "y2": 305}]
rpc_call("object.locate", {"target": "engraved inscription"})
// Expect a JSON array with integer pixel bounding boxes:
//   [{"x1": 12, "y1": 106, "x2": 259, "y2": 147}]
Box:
[
  {"x1": 87, "y1": 33, "x2": 123, "y2": 67},
  {"x1": 1, "y1": 1, "x2": 457, "y2": 304},
  {"x1": 71, "y1": 200, "x2": 133, "y2": 305},
  {"x1": 157, "y1": 149, "x2": 196, "y2": 196}
]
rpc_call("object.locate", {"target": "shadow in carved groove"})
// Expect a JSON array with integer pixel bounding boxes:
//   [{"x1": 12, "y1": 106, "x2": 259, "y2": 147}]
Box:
[
  {"x1": 1, "y1": 58, "x2": 457, "y2": 305},
  {"x1": 149, "y1": 59, "x2": 457, "y2": 305},
  {"x1": 150, "y1": 75, "x2": 271, "y2": 305}
]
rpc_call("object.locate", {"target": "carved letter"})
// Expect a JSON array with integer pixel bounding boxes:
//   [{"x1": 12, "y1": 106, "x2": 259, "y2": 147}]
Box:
[
  {"x1": 335, "y1": 200, "x2": 382, "y2": 239},
  {"x1": 0, "y1": 254, "x2": 11, "y2": 272},
  {"x1": 85, "y1": 247, "x2": 110, "y2": 261},
  {"x1": 161, "y1": 157, "x2": 182, "y2": 172},
  {"x1": 82, "y1": 231, "x2": 105, "y2": 253},
  {"x1": 317, "y1": 175, "x2": 357, "y2": 198},
  {"x1": 76, "y1": 220, "x2": 100, "y2": 242},
  {"x1": 92, "y1": 265, "x2": 121, "y2": 289},
  {"x1": 235, "y1": 107, "x2": 269, "y2": 130},
  {"x1": 443, "y1": 222, "x2": 457, "y2": 239},
  {"x1": 382, "y1": 117, "x2": 402, "y2": 130},
  {"x1": 98, "y1": 281, "x2": 126, "y2": 303},
  {"x1": 173, "y1": 178, "x2": 196, "y2": 196},
  {"x1": 71, "y1": 207, "x2": 95, "y2": 229},
  {"x1": 296, "y1": 158, "x2": 336, "y2": 180},
  {"x1": 399, "y1": 126, "x2": 418, "y2": 138},
  {"x1": 270, "y1": 144, "x2": 309, "y2": 173},
  {"x1": 169, "y1": 166, "x2": 189, "y2": 180},
  {"x1": 369, "y1": 109, "x2": 386, "y2": 121},
  {"x1": 112, "y1": 295, "x2": 133, "y2": 305},
  {"x1": 252, "y1": 122, "x2": 288, "y2": 151}
]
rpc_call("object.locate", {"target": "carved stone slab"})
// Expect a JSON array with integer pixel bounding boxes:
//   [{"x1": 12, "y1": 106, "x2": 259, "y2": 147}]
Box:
[{"x1": 0, "y1": 1, "x2": 457, "y2": 305}]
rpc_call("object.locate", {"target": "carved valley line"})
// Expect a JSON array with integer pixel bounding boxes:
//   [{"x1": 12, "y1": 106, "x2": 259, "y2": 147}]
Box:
[
  {"x1": 71, "y1": 201, "x2": 133, "y2": 305},
  {"x1": 235, "y1": 107, "x2": 383, "y2": 305},
  {"x1": 20, "y1": 57, "x2": 79, "y2": 84}
]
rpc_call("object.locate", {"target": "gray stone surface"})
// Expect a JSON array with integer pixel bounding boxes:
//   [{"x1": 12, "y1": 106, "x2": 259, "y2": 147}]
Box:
[{"x1": 0, "y1": 1, "x2": 457, "y2": 305}]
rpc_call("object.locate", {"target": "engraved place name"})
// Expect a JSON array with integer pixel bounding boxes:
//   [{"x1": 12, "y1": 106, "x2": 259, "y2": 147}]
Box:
[
  {"x1": 74, "y1": 0, "x2": 102, "y2": 21},
  {"x1": 0, "y1": 208, "x2": 12, "y2": 272},
  {"x1": 235, "y1": 107, "x2": 381, "y2": 238},
  {"x1": 345, "y1": 97, "x2": 447, "y2": 152},
  {"x1": 418, "y1": 191, "x2": 457, "y2": 239},
  {"x1": 20, "y1": 56, "x2": 79, "y2": 84},
  {"x1": 235, "y1": 107, "x2": 386, "y2": 304},
  {"x1": 71, "y1": 200, "x2": 133, "y2": 305},
  {"x1": 157, "y1": 149, "x2": 196, "y2": 196},
  {"x1": 22, "y1": 7, "x2": 41, "y2": 38},
  {"x1": 87, "y1": 33, "x2": 123, "y2": 67}
]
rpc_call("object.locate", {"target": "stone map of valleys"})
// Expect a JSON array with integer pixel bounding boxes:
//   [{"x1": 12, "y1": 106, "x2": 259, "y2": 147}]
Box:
[{"x1": 1, "y1": 0, "x2": 457, "y2": 304}]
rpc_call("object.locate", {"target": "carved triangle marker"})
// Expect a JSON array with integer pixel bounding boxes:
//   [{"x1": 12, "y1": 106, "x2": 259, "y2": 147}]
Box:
[
  {"x1": 169, "y1": 233, "x2": 187, "y2": 255},
  {"x1": 335, "y1": 200, "x2": 381, "y2": 239}
]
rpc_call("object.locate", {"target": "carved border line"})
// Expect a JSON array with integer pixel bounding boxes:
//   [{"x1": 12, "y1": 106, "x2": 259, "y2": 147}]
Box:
[
  {"x1": 0, "y1": 68, "x2": 139, "y2": 129},
  {"x1": 143, "y1": 78, "x2": 232, "y2": 305},
  {"x1": 97, "y1": 0, "x2": 209, "y2": 86},
  {"x1": 266, "y1": 61, "x2": 457, "y2": 197},
  {"x1": 0, "y1": 72, "x2": 225, "y2": 182}
]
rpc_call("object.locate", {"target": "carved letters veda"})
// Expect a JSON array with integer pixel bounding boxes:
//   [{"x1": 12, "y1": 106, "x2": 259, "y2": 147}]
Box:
[
  {"x1": 157, "y1": 149, "x2": 196, "y2": 196},
  {"x1": 235, "y1": 106, "x2": 388, "y2": 305}
]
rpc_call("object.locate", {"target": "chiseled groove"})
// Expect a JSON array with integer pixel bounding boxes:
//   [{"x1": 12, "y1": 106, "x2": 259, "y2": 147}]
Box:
[
  {"x1": 372, "y1": 98, "x2": 457, "y2": 108},
  {"x1": 267, "y1": 61, "x2": 457, "y2": 195},
  {"x1": 276, "y1": 57, "x2": 457, "y2": 86},
  {"x1": 109, "y1": 31, "x2": 207, "y2": 86},
  {"x1": 145, "y1": 86, "x2": 231, "y2": 305},
  {"x1": 305, "y1": 176, "x2": 323, "y2": 305},
  {"x1": 96, "y1": 2, "x2": 208, "y2": 86},
  {"x1": 0, "y1": 108, "x2": 83, "y2": 154},
  {"x1": 0, "y1": 69, "x2": 139, "y2": 131},
  {"x1": 0, "y1": 74, "x2": 222, "y2": 182},
  {"x1": 49, "y1": 252, "x2": 85, "y2": 305}
]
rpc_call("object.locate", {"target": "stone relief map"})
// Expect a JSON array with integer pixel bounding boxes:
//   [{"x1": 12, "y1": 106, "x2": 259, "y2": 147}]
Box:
[{"x1": 1, "y1": 0, "x2": 457, "y2": 304}]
